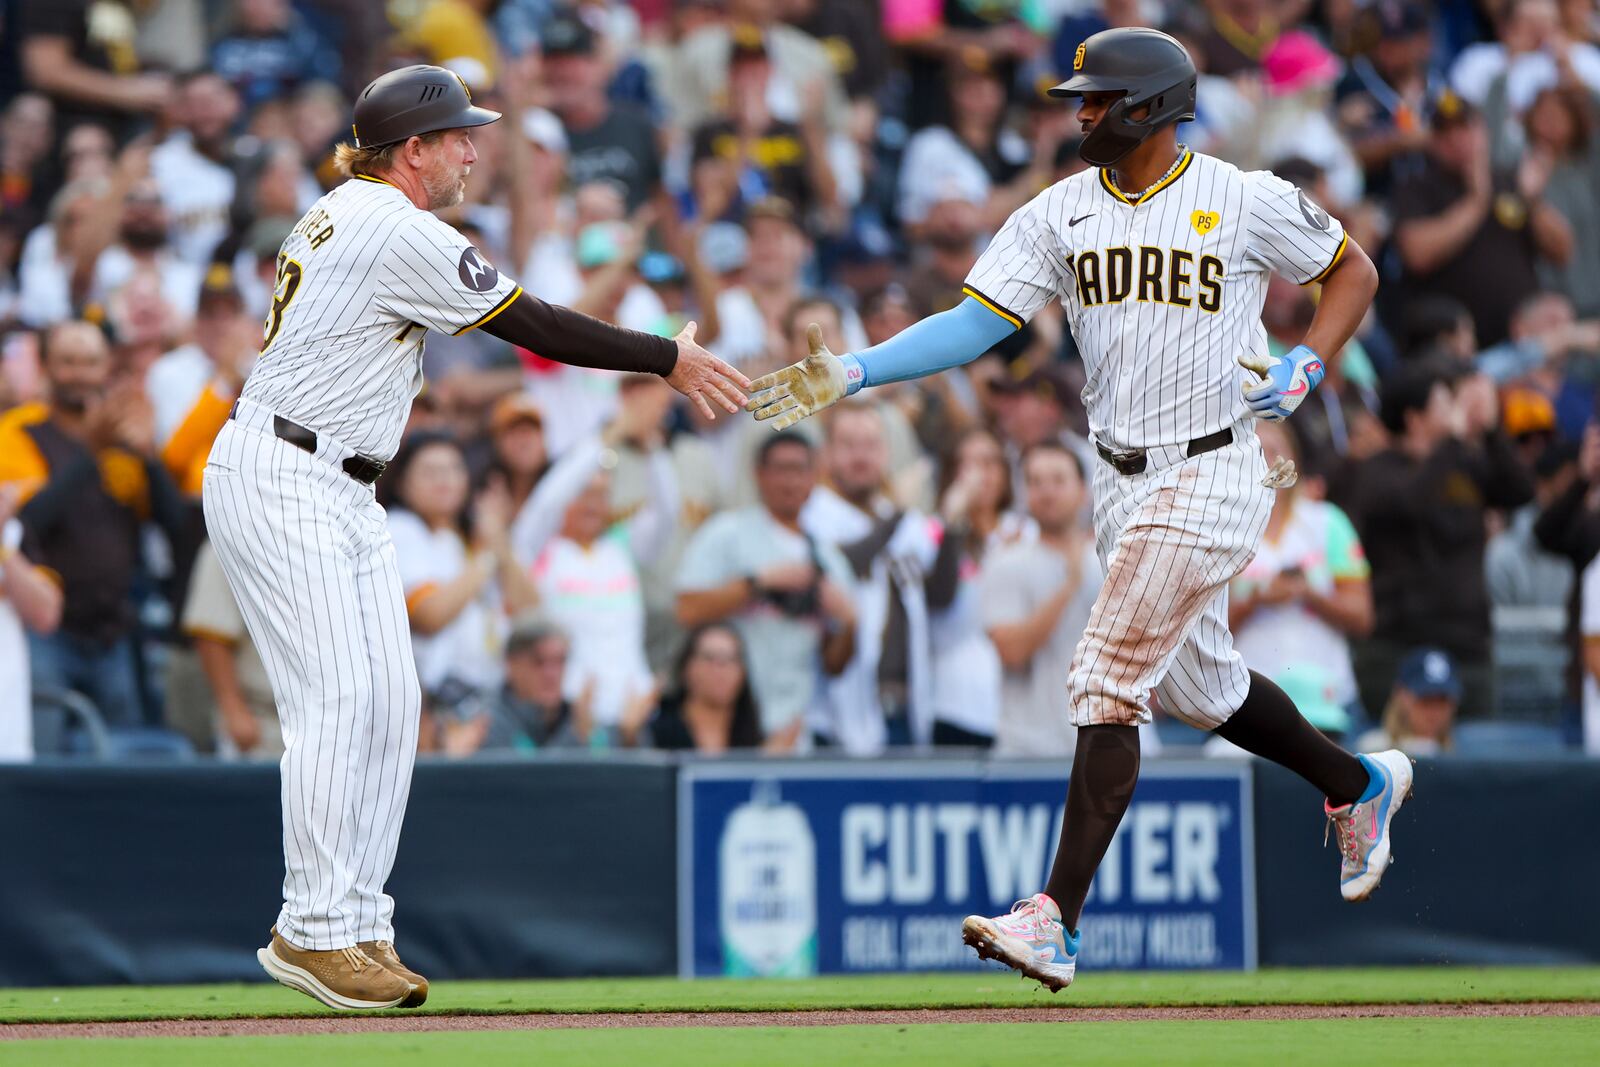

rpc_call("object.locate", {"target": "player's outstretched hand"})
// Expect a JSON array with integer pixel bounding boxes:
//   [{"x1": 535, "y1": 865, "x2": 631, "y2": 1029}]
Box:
[
  {"x1": 745, "y1": 323, "x2": 848, "y2": 431},
  {"x1": 1237, "y1": 345, "x2": 1325, "y2": 422},
  {"x1": 667, "y1": 321, "x2": 752, "y2": 420}
]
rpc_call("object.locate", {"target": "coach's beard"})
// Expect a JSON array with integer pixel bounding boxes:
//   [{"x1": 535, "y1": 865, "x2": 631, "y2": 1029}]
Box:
[{"x1": 422, "y1": 163, "x2": 468, "y2": 210}]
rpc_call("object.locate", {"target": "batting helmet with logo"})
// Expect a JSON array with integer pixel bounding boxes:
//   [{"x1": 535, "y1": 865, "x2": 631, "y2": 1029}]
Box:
[
  {"x1": 1048, "y1": 28, "x2": 1197, "y2": 168},
  {"x1": 351, "y1": 65, "x2": 502, "y2": 149}
]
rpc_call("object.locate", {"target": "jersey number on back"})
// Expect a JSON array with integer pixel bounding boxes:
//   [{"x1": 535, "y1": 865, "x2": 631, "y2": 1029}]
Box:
[{"x1": 262, "y1": 254, "x2": 304, "y2": 350}]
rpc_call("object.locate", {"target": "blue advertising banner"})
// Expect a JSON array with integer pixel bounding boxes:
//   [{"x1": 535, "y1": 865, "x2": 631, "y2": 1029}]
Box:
[{"x1": 677, "y1": 760, "x2": 1255, "y2": 977}]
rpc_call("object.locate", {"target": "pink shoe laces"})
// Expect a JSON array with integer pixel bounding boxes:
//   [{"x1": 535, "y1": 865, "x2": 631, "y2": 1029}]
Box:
[
  {"x1": 1324, "y1": 803, "x2": 1361, "y2": 866},
  {"x1": 995, "y1": 897, "x2": 1056, "y2": 939}
]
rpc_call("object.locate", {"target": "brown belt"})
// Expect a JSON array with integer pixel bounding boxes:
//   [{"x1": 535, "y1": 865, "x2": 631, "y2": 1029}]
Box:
[
  {"x1": 1095, "y1": 426, "x2": 1233, "y2": 476},
  {"x1": 229, "y1": 402, "x2": 388, "y2": 485}
]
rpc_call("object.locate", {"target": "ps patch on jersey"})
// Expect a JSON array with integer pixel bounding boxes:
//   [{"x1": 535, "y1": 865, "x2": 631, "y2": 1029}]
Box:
[{"x1": 458, "y1": 246, "x2": 499, "y2": 292}]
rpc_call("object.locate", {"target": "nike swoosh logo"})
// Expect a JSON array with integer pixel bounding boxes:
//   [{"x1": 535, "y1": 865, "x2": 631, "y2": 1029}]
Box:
[
  {"x1": 1283, "y1": 383, "x2": 1308, "y2": 397},
  {"x1": 1069, "y1": 213, "x2": 1095, "y2": 226}
]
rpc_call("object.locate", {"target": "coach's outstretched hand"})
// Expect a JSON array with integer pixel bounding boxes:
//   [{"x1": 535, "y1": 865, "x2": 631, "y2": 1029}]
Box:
[
  {"x1": 746, "y1": 324, "x2": 849, "y2": 431},
  {"x1": 667, "y1": 321, "x2": 753, "y2": 420}
]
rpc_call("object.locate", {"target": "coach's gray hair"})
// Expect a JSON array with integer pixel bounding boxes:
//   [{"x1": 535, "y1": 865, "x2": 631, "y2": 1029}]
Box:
[{"x1": 331, "y1": 131, "x2": 444, "y2": 179}]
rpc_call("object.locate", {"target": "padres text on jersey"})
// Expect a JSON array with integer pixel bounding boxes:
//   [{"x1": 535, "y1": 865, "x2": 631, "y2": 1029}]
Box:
[{"x1": 963, "y1": 149, "x2": 1346, "y2": 450}]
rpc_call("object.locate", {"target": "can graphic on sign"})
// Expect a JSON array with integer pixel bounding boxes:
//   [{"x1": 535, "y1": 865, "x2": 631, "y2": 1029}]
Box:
[{"x1": 717, "y1": 780, "x2": 817, "y2": 976}]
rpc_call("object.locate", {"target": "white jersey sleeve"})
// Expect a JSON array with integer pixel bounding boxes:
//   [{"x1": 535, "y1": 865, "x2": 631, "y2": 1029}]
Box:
[
  {"x1": 1243, "y1": 171, "x2": 1348, "y2": 285},
  {"x1": 962, "y1": 191, "x2": 1067, "y2": 328},
  {"x1": 377, "y1": 211, "x2": 522, "y2": 336}
]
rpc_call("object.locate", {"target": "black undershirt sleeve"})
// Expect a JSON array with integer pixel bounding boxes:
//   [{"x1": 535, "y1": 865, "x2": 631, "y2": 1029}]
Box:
[{"x1": 480, "y1": 290, "x2": 679, "y2": 377}]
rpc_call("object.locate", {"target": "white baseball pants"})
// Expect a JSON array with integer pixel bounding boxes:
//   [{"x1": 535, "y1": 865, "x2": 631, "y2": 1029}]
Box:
[
  {"x1": 1067, "y1": 423, "x2": 1273, "y2": 729},
  {"x1": 202, "y1": 405, "x2": 420, "y2": 950}
]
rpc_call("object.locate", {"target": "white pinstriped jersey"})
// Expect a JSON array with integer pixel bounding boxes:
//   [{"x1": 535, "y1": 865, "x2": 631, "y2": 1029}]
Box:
[
  {"x1": 241, "y1": 175, "x2": 522, "y2": 460},
  {"x1": 964, "y1": 149, "x2": 1348, "y2": 449}
]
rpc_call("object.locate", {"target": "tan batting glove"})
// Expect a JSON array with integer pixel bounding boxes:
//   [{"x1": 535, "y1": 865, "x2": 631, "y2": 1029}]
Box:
[{"x1": 745, "y1": 324, "x2": 849, "y2": 431}]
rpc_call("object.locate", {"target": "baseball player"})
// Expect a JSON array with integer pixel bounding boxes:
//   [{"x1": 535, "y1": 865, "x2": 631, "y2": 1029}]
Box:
[
  {"x1": 747, "y1": 28, "x2": 1414, "y2": 992},
  {"x1": 203, "y1": 66, "x2": 748, "y2": 1011}
]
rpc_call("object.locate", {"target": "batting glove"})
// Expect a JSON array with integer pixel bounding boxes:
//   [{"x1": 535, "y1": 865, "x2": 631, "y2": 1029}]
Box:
[
  {"x1": 745, "y1": 324, "x2": 859, "y2": 431},
  {"x1": 1237, "y1": 345, "x2": 1325, "y2": 422}
]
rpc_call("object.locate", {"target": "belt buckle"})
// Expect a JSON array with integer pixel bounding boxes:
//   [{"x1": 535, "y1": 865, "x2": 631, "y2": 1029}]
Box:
[{"x1": 1100, "y1": 445, "x2": 1146, "y2": 476}]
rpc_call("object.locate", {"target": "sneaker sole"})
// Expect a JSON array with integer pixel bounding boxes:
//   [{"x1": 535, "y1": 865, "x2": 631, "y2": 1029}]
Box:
[
  {"x1": 257, "y1": 947, "x2": 409, "y2": 1011},
  {"x1": 1342, "y1": 755, "x2": 1415, "y2": 903},
  {"x1": 961, "y1": 916, "x2": 1076, "y2": 993}
]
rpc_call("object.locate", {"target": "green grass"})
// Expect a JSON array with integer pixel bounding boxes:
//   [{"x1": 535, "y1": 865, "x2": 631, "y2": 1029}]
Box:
[
  {"x1": 4, "y1": 1019, "x2": 1600, "y2": 1067},
  {"x1": 2, "y1": 967, "x2": 1597, "y2": 1023}
]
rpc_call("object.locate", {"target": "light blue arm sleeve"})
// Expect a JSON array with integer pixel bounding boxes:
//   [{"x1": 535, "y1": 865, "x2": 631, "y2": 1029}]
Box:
[{"x1": 838, "y1": 297, "x2": 1019, "y2": 395}]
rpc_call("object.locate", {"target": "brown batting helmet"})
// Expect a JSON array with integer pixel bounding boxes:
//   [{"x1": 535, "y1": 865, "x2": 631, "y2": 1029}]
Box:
[{"x1": 351, "y1": 65, "x2": 501, "y2": 149}]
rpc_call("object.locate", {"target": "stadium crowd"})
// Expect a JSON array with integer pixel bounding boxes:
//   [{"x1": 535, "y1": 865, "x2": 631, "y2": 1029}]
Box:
[{"x1": 1, "y1": 0, "x2": 1599, "y2": 763}]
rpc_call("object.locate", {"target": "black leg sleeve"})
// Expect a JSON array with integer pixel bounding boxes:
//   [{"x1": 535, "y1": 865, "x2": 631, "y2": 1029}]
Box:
[
  {"x1": 1212, "y1": 670, "x2": 1370, "y2": 805},
  {"x1": 1043, "y1": 724, "x2": 1141, "y2": 931}
]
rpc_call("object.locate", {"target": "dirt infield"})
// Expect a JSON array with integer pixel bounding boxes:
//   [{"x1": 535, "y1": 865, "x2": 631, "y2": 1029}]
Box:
[{"x1": 5, "y1": 1001, "x2": 1597, "y2": 1040}]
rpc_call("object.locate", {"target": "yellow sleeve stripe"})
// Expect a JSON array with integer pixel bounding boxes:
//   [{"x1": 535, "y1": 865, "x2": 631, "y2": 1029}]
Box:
[
  {"x1": 453, "y1": 285, "x2": 523, "y2": 336},
  {"x1": 961, "y1": 286, "x2": 1024, "y2": 330},
  {"x1": 1306, "y1": 233, "x2": 1349, "y2": 286}
]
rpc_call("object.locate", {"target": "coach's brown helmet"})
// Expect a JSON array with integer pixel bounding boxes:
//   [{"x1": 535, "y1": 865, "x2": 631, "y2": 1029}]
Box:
[{"x1": 351, "y1": 65, "x2": 501, "y2": 149}]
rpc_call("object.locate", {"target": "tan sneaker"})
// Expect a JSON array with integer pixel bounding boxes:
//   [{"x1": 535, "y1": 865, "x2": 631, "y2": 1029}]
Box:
[
  {"x1": 257, "y1": 929, "x2": 412, "y2": 1011},
  {"x1": 359, "y1": 940, "x2": 428, "y2": 1007}
]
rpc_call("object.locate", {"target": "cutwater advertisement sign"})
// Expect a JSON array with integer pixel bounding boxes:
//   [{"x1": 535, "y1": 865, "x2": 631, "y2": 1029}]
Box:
[{"x1": 678, "y1": 760, "x2": 1256, "y2": 977}]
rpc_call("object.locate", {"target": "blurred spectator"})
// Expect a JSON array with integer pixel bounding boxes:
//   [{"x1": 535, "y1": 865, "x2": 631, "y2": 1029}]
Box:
[
  {"x1": 388, "y1": 433, "x2": 539, "y2": 713},
  {"x1": 667, "y1": 0, "x2": 850, "y2": 136},
  {"x1": 0, "y1": 482, "x2": 65, "y2": 762},
  {"x1": 404, "y1": 0, "x2": 502, "y2": 85},
  {"x1": 676, "y1": 431, "x2": 856, "y2": 739},
  {"x1": 1230, "y1": 422, "x2": 1375, "y2": 729},
  {"x1": 16, "y1": 177, "x2": 109, "y2": 328},
  {"x1": 1355, "y1": 647, "x2": 1462, "y2": 756},
  {"x1": 1391, "y1": 90, "x2": 1573, "y2": 346},
  {"x1": 149, "y1": 70, "x2": 241, "y2": 265},
  {"x1": 0, "y1": 94, "x2": 56, "y2": 235},
  {"x1": 1190, "y1": 0, "x2": 1282, "y2": 78},
  {"x1": 639, "y1": 622, "x2": 771, "y2": 752},
  {"x1": 988, "y1": 366, "x2": 1093, "y2": 501},
  {"x1": 1256, "y1": 31, "x2": 1364, "y2": 204},
  {"x1": 897, "y1": 51, "x2": 1046, "y2": 233},
  {"x1": 542, "y1": 11, "x2": 661, "y2": 211},
  {"x1": 16, "y1": 0, "x2": 172, "y2": 138},
  {"x1": 441, "y1": 616, "x2": 592, "y2": 755},
  {"x1": 1515, "y1": 87, "x2": 1600, "y2": 316},
  {"x1": 803, "y1": 403, "x2": 962, "y2": 751},
  {"x1": 1535, "y1": 424, "x2": 1600, "y2": 734},
  {"x1": 689, "y1": 25, "x2": 837, "y2": 224},
  {"x1": 510, "y1": 408, "x2": 677, "y2": 735},
  {"x1": 1346, "y1": 361, "x2": 1534, "y2": 719},
  {"x1": 923, "y1": 428, "x2": 1022, "y2": 747},
  {"x1": 1450, "y1": 0, "x2": 1600, "y2": 115},
  {"x1": 180, "y1": 539, "x2": 277, "y2": 760},
  {"x1": 886, "y1": 0, "x2": 1042, "y2": 130},
  {"x1": 1488, "y1": 436, "x2": 1577, "y2": 610},
  {"x1": 0, "y1": 322, "x2": 187, "y2": 737},
  {"x1": 981, "y1": 441, "x2": 1101, "y2": 756},
  {"x1": 209, "y1": 0, "x2": 342, "y2": 113},
  {"x1": 606, "y1": 374, "x2": 728, "y2": 670},
  {"x1": 1336, "y1": 1, "x2": 1435, "y2": 196},
  {"x1": 1476, "y1": 291, "x2": 1600, "y2": 440},
  {"x1": 82, "y1": 175, "x2": 206, "y2": 322},
  {"x1": 1582, "y1": 550, "x2": 1600, "y2": 751}
]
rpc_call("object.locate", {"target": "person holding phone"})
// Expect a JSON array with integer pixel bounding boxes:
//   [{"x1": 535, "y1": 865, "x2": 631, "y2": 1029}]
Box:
[{"x1": 1230, "y1": 422, "x2": 1376, "y2": 731}]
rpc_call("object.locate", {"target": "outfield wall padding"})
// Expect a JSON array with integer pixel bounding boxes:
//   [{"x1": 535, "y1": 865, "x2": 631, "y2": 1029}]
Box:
[
  {"x1": 0, "y1": 755, "x2": 1595, "y2": 985},
  {"x1": 0, "y1": 756, "x2": 678, "y2": 986}
]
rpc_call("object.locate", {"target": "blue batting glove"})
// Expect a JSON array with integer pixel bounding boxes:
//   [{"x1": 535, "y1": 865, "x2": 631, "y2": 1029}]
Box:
[{"x1": 1236, "y1": 345, "x2": 1325, "y2": 422}]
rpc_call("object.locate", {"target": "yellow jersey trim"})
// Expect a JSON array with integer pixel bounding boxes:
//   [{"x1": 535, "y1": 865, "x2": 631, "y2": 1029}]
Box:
[
  {"x1": 1306, "y1": 232, "x2": 1350, "y2": 286},
  {"x1": 961, "y1": 285, "x2": 1024, "y2": 330},
  {"x1": 453, "y1": 285, "x2": 523, "y2": 336},
  {"x1": 1100, "y1": 149, "x2": 1194, "y2": 206}
]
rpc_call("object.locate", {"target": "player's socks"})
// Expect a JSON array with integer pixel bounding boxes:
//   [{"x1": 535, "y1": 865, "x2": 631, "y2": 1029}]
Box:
[
  {"x1": 1211, "y1": 670, "x2": 1370, "y2": 806},
  {"x1": 1042, "y1": 724, "x2": 1141, "y2": 929}
]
